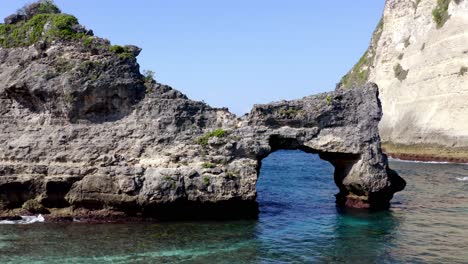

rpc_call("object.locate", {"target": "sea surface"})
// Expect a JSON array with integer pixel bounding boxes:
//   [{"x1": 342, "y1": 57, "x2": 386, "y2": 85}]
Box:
[{"x1": 1, "y1": 150, "x2": 468, "y2": 263}]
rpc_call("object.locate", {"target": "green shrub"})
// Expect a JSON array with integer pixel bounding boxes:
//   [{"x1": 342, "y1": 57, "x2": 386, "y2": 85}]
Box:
[
  {"x1": 118, "y1": 52, "x2": 134, "y2": 59},
  {"x1": 210, "y1": 129, "x2": 227, "y2": 138},
  {"x1": 109, "y1": 45, "x2": 125, "y2": 53},
  {"x1": 36, "y1": 0, "x2": 61, "y2": 15},
  {"x1": 196, "y1": 129, "x2": 228, "y2": 146},
  {"x1": 325, "y1": 95, "x2": 332, "y2": 105},
  {"x1": 82, "y1": 36, "x2": 93, "y2": 47},
  {"x1": 143, "y1": 70, "x2": 155, "y2": 79},
  {"x1": 225, "y1": 171, "x2": 239, "y2": 179},
  {"x1": 109, "y1": 45, "x2": 134, "y2": 59},
  {"x1": 0, "y1": 13, "x2": 82, "y2": 47},
  {"x1": 203, "y1": 176, "x2": 210, "y2": 185},
  {"x1": 432, "y1": 0, "x2": 451, "y2": 29},
  {"x1": 393, "y1": 63, "x2": 409, "y2": 81},
  {"x1": 144, "y1": 70, "x2": 155, "y2": 93},
  {"x1": 15, "y1": 0, "x2": 61, "y2": 19},
  {"x1": 143, "y1": 70, "x2": 155, "y2": 84},
  {"x1": 202, "y1": 162, "x2": 215, "y2": 169}
]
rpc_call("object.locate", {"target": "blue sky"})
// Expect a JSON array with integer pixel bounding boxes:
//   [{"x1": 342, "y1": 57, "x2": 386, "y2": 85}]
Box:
[{"x1": 2, "y1": 1, "x2": 385, "y2": 115}]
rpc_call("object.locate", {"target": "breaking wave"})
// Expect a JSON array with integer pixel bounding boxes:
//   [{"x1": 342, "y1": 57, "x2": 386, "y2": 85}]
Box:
[{"x1": 0, "y1": 215, "x2": 45, "y2": 225}]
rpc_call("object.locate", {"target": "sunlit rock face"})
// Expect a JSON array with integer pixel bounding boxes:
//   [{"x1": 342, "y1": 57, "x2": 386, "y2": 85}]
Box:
[
  {"x1": 0, "y1": 2, "x2": 404, "y2": 220},
  {"x1": 339, "y1": 0, "x2": 468, "y2": 162}
]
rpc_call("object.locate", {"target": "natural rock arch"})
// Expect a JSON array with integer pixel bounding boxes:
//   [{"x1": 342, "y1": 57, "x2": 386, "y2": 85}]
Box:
[
  {"x1": 243, "y1": 86, "x2": 405, "y2": 211},
  {"x1": 0, "y1": 68, "x2": 405, "y2": 219},
  {"x1": 0, "y1": 2, "x2": 405, "y2": 219}
]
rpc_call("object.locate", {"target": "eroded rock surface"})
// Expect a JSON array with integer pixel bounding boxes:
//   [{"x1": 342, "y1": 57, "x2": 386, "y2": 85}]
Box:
[{"x1": 0, "y1": 2, "x2": 405, "y2": 220}]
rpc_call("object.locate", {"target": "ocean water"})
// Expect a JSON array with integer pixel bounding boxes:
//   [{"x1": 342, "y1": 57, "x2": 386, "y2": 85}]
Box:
[{"x1": 1, "y1": 150, "x2": 468, "y2": 263}]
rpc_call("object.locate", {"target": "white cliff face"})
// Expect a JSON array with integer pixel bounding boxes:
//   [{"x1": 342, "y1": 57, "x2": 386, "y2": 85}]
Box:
[
  {"x1": 372, "y1": 0, "x2": 468, "y2": 148},
  {"x1": 340, "y1": 0, "x2": 468, "y2": 159}
]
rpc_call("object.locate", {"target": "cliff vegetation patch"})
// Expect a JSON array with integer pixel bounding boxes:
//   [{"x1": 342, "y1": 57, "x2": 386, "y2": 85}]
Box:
[
  {"x1": 143, "y1": 70, "x2": 156, "y2": 93},
  {"x1": 0, "y1": 12, "x2": 84, "y2": 47},
  {"x1": 338, "y1": 19, "x2": 383, "y2": 89},
  {"x1": 393, "y1": 63, "x2": 409, "y2": 81},
  {"x1": 459, "y1": 66, "x2": 467, "y2": 76},
  {"x1": 196, "y1": 129, "x2": 228, "y2": 146},
  {"x1": 0, "y1": 0, "x2": 137, "y2": 63},
  {"x1": 202, "y1": 162, "x2": 216, "y2": 169},
  {"x1": 432, "y1": 0, "x2": 451, "y2": 29},
  {"x1": 0, "y1": 0, "x2": 94, "y2": 48},
  {"x1": 109, "y1": 45, "x2": 135, "y2": 59}
]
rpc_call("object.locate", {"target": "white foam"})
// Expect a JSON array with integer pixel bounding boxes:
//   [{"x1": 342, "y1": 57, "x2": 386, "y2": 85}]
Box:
[
  {"x1": 456, "y1": 177, "x2": 468, "y2": 181},
  {"x1": 0, "y1": 214, "x2": 45, "y2": 225}
]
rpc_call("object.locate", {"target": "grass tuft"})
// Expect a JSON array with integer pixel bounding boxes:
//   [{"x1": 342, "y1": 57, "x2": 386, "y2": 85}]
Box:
[{"x1": 196, "y1": 129, "x2": 228, "y2": 146}]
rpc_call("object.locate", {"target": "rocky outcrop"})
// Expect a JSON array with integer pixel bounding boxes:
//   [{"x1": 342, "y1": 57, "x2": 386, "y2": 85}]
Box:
[
  {"x1": 0, "y1": 1, "x2": 404, "y2": 220},
  {"x1": 338, "y1": 0, "x2": 468, "y2": 162}
]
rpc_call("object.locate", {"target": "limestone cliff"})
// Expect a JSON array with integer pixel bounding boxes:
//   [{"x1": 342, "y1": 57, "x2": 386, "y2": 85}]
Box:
[
  {"x1": 0, "y1": 1, "x2": 404, "y2": 220},
  {"x1": 339, "y1": 0, "x2": 468, "y2": 162}
]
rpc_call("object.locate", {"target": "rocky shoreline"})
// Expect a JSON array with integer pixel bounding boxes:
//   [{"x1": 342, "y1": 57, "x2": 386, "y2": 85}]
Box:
[{"x1": 383, "y1": 143, "x2": 468, "y2": 164}]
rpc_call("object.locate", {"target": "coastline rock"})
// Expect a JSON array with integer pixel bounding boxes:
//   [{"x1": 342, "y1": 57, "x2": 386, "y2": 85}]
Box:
[{"x1": 0, "y1": 1, "x2": 405, "y2": 220}]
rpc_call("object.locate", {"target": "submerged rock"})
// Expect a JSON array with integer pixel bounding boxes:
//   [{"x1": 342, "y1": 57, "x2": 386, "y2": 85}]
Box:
[{"x1": 0, "y1": 1, "x2": 405, "y2": 220}]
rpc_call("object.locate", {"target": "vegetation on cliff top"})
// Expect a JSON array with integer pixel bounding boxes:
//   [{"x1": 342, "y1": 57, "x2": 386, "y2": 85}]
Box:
[
  {"x1": 338, "y1": 18, "x2": 383, "y2": 89},
  {"x1": 0, "y1": 0, "x2": 136, "y2": 62},
  {"x1": 0, "y1": 1, "x2": 88, "y2": 47},
  {"x1": 0, "y1": 13, "x2": 84, "y2": 47},
  {"x1": 109, "y1": 45, "x2": 135, "y2": 59}
]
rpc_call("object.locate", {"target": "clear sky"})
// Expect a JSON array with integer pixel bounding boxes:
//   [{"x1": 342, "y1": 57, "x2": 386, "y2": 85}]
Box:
[{"x1": 1, "y1": 1, "x2": 385, "y2": 115}]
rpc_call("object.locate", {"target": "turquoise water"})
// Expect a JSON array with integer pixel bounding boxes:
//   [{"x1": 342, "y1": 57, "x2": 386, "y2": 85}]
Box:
[{"x1": 1, "y1": 150, "x2": 468, "y2": 263}]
